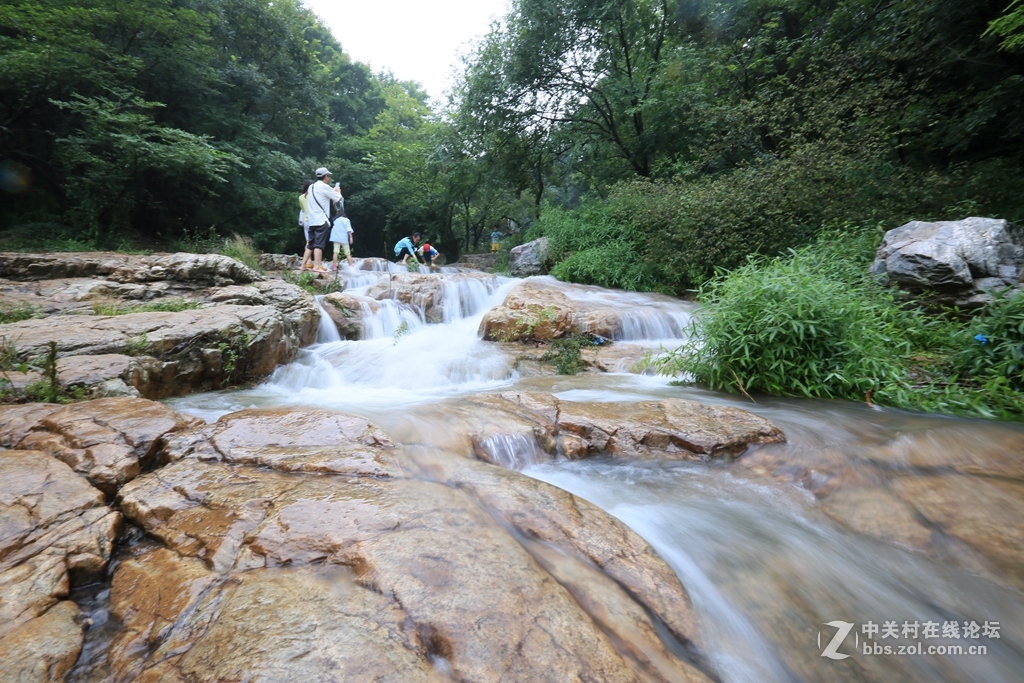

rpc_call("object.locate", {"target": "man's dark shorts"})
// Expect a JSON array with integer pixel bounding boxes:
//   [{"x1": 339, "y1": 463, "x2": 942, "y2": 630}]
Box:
[{"x1": 309, "y1": 222, "x2": 330, "y2": 251}]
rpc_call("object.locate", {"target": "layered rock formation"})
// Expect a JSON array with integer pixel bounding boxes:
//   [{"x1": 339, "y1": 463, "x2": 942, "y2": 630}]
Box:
[
  {"x1": 391, "y1": 391, "x2": 785, "y2": 467},
  {"x1": 0, "y1": 253, "x2": 319, "y2": 398},
  {"x1": 741, "y1": 423, "x2": 1024, "y2": 589}
]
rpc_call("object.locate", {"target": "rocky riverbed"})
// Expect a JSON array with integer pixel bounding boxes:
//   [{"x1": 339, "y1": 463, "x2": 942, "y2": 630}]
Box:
[{"x1": 1, "y1": 251, "x2": 1022, "y2": 683}]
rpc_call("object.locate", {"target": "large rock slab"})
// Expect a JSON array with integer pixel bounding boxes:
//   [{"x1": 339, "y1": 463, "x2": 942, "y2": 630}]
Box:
[
  {"x1": 0, "y1": 252, "x2": 262, "y2": 285},
  {"x1": 1, "y1": 398, "x2": 202, "y2": 493},
  {"x1": 0, "y1": 304, "x2": 297, "y2": 396},
  {"x1": 509, "y1": 237, "x2": 550, "y2": 276},
  {"x1": 0, "y1": 450, "x2": 122, "y2": 680},
  {"x1": 108, "y1": 408, "x2": 714, "y2": 683},
  {"x1": 871, "y1": 217, "x2": 1024, "y2": 306},
  {"x1": 461, "y1": 392, "x2": 784, "y2": 464}
]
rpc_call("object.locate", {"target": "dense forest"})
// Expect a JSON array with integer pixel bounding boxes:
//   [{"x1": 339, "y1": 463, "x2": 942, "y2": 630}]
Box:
[{"x1": 2, "y1": 0, "x2": 1024, "y2": 270}]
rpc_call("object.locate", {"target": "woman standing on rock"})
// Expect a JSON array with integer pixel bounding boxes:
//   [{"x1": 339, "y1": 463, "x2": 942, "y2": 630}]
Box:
[{"x1": 298, "y1": 179, "x2": 314, "y2": 271}]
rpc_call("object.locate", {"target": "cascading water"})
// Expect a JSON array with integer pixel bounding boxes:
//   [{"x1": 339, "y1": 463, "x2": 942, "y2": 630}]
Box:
[{"x1": 166, "y1": 269, "x2": 1024, "y2": 683}]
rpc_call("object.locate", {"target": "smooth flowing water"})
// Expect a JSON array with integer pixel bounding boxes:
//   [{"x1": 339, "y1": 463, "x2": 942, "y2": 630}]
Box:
[{"x1": 168, "y1": 265, "x2": 1024, "y2": 683}]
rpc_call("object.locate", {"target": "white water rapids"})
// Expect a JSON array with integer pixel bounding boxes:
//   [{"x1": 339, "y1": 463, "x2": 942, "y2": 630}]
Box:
[{"x1": 168, "y1": 263, "x2": 1024, "y2": 683}]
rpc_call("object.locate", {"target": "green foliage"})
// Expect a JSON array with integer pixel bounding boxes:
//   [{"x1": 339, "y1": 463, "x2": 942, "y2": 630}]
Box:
[
  {"x1": 221, "y1": 234, "x2": 263, "y2": 273},
  {"x1": 541, "y1": 335, "x2": 595, "y2": 375},
  {"x1": 987, "y1": 0, "x2": 1024, "y2": 50},
  {"x1": 283, "y1": 271, "x2": 319, "y2": 294},
  {"x1": 960, "y1": 291, "x2": 1024, "y2": 389},
  {"x1": 0, "y1": 303, "x2": 41, "y2": 324},
  {"x1": 393, "y1": 320, "x2": 410, "y2": 346},
  {"x1": 655, "y1": 227, "x2": 1024, "y2": 421},
  {"x1": 93, "y1": 297, "x2": 200, "y2": 316},
  {"x1": 123, "y1": 333, "x2": 150, "y2": 357}
]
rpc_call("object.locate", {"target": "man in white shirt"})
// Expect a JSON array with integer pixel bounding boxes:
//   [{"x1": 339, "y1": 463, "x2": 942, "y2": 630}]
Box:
[{"x1": 306, "y1": 167, "x2": 344, "y2": 272}]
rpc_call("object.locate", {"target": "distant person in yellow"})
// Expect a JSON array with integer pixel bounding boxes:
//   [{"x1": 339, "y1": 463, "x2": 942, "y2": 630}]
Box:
[
  {"x1": 490, "y1": 227, "x2": 503, "y2": 253},
  {"x1": 298, "y1": 180, "x2": 313, "y2": 270}
]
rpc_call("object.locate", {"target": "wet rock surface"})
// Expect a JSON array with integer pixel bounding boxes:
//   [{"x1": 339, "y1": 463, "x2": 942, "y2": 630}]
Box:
[
  {"x1": 0, "y1": 450, "x2": 122, "y2": 682},
  {"x1": 480, "y1": 277, "x2": 691, "y2": 342},
  {"x1": 1, "y1": 398, "x2": 201, "y2": 493},
  {"x1": 364, "y1": 271, "x2": 499, "y2": 322},
  {"x1": 740, "y1": 422, "x2": 1024, "y2": 589},
  {"x1": 0, "y1": 252, "x2": 319, "y2": 398},
  {"x1": 321, "y1": 291, "x2": 378, "y2": 339},
  {"x1": 103, "y1": 407, "x2": 714, "y2": 683},
  {"x1": 433, "y1": 392, "x2": 785, "y2": 465}
]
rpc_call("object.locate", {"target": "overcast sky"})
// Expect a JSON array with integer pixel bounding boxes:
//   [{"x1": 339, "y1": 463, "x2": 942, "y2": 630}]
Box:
[{"x1": 304, "y1": 0, "x2": 510, "y2": 104}]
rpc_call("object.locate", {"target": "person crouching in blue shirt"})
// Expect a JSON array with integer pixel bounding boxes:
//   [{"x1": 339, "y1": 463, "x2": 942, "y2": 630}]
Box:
[{"x1": 394, "y1": 232, "x2": 423, "y2": 266}]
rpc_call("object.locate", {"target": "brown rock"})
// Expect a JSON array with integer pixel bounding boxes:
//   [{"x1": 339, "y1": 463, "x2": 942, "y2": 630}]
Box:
[
  {"x1": 112, "y1": 408, "x2": 714, "y2": 683},
  {"x1": 0, "y1": 449, "x2": 119, "y2": 675},
  {"x1": 0, "y1": 600, "x2": 84, "y2": 683},
  {"x1": 480, "y1": 278, "x2": 692, "y2": 342},
  {"x1": 894, "y1": 474, "x2": 1024, "y2": 586},
  {"x1": 5, "y1": 398, "x2": 201, "y2": 493},
  {"x1": 322, "y1": 291, "x2": 379, "y2": 339}
]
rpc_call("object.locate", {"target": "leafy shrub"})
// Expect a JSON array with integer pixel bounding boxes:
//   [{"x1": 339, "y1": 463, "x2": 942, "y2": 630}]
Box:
[
  {"x1": 541, "y1": 334, "x2": 596, "y2": 375},
  {"x1": 655, "y1": 225, "x2": 1024, "y2": 420},
  {"x1": 532, "y1": 202, "x2": 662, "y2": 291},
  {"x1": 960, "y1": 290, "x2": 1024, "y2": 390}
]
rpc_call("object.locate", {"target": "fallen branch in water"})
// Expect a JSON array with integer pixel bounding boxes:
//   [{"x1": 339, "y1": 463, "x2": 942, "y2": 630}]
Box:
[{"x1": 732, "y1": 369, "x2": 756, "y2": 404}]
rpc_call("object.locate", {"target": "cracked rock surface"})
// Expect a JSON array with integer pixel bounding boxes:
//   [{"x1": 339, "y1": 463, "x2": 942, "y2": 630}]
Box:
[
  {"x1": 0, "y1": 451, "x2": 121, "y2": 682},
  {"x1": 405, "y1": 391, "x2": 785, "y2": 466},
  {"x1": 107, "y1": 407, "x2": 715, "y2": 683}
]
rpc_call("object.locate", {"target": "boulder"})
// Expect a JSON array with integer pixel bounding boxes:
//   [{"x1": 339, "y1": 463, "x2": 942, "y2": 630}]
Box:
[
  {"x1": 480, "y1": 278, "x2": 691, "y2": 342},
  {"x1": 365, "y1": 272, "x2": 499, "y2": 323},
  {"x1": 509, "y1": 237, "x2": 550, "y2": 276},
  {"x1": 2, "y1": 398, "x2": 202, "y2": 493},
  {"x1": 871, "y1": 218, "x2": 1024, "y2": 305},
  {"x1": 107, "y1": 408, "x2": 714, "y2": 683},
  {"x1": 461, "y1": 392, "x2": 784, "y2": 464},
  {"x1": 450, "y1": 252, "x2": 497, "y2": 272},
  {"x1": 321, "y1": 292, "x2": 379, "y2": 340},
  {"x1": 0, "y1": 450, "x2": 122, "y2": 681}
]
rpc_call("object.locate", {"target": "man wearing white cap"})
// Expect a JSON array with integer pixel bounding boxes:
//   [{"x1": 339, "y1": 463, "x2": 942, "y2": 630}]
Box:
[{"x1": 305, "y1": 167, "x2": 344, "y2": 273}]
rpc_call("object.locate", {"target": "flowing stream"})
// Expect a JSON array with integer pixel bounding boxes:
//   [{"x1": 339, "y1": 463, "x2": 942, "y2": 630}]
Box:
[{"x1": 166, "y1": 265, "x2": 1024, "y2": 683}]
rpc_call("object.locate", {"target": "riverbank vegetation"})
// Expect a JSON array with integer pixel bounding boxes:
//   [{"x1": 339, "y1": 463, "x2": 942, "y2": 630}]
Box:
[{"x1": 654, "y1": 226, "x2": 1024, "y2": 419}]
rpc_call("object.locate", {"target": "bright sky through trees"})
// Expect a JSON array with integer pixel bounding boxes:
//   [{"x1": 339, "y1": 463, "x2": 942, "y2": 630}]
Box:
[{"x1": 304, "y1": 0, "x2": 509, "y2": 101}]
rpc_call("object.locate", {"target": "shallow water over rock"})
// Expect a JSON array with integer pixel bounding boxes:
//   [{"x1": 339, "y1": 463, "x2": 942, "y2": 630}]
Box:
[{"x1": 157, "y1": 271, "x2": 1024, "y2": 683}]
